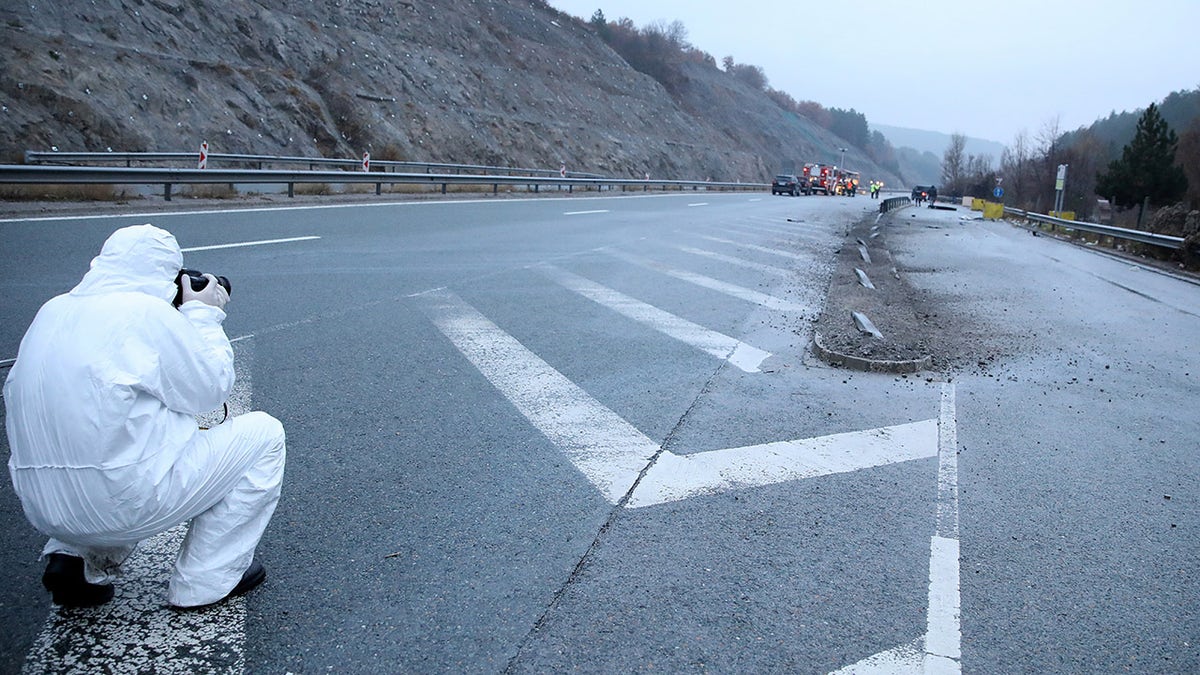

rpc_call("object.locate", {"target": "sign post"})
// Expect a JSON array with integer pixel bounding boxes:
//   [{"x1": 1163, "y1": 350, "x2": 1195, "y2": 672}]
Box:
[{"x1": 1053, "y1": 164, "x2": 1068, "y2": 216}]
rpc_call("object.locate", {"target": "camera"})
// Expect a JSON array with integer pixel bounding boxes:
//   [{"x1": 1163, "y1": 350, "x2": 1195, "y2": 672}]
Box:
[{"x1": 173, "y1": 268, "x2": 232, "y2": 307}]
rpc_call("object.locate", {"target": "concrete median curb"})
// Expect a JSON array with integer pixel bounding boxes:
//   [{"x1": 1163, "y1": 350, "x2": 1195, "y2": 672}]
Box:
[{"x1": 811, "y1": 331, "x2": 932, "y2": 374}]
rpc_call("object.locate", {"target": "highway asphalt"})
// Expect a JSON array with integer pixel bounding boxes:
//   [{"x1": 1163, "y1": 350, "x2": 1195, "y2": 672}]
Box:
[{"x1": 1, "y1": 192, "x2": 1196, "y2": 673}]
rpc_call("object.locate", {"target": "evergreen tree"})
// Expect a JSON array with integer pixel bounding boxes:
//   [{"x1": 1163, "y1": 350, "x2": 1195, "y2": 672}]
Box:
[{"x1": 1095, "y1": 103, "x2": 1187, "y2": 209}]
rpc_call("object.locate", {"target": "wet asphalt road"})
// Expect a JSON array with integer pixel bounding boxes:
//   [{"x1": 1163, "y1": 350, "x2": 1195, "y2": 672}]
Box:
[{"x1": 0, "y1": 193, "x2": 1196, "y2": 673}]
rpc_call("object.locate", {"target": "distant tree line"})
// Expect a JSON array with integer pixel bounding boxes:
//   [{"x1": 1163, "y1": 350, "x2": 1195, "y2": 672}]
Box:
[
  {"x1": 585, "y1": 10, "x2": 901, "y2": 176},
  {"x1": 941, "y1": 90, "x2": 1198, "y2": 228}
]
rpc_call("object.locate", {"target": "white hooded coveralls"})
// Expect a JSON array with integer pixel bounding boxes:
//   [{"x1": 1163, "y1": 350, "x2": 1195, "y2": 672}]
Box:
[{"x1": 4, "y1": 224, "x2": 286, "y2": 607}]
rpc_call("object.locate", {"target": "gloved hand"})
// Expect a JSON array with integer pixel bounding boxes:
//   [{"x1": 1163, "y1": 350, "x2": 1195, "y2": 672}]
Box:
[{"x1": 182, "y1": 273, "x2": 229, "y2": 310}]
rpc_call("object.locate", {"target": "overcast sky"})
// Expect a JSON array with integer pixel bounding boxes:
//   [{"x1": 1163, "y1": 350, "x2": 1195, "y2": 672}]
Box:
[{"x1": 548, "y1": 0, "x2": 1200, "y2": 147}]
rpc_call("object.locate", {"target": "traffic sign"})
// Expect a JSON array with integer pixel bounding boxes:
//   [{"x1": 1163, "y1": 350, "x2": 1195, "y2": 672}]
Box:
[{"x1": 993, "y1": 186, "x2": 1004, "y2": 198}]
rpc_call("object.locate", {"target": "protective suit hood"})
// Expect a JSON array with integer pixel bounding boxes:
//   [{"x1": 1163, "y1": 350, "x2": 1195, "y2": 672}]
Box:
[{"x1": 72, "y1": 224, "x2": 182, "y2": 303}]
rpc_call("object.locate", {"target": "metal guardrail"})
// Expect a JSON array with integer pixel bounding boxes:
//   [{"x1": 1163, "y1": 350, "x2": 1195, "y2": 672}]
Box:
[
  {"x1": 23, "y1": 150, "x2": 605, "y2": 179},
  {"x1": 879, "y1": 196, "x2": 911, "y2": 213},
  {"x1": 0, "y1": 165, "x2": 764, "y2": 201},
  {"x1": 1004, "y1": 207, "x2": 1183, "y2": 250}
]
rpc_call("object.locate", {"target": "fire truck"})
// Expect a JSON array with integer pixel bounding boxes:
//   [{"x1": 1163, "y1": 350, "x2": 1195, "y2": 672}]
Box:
[{"x1": 801, "y1": 163, "x2": 835, "y2": 195}]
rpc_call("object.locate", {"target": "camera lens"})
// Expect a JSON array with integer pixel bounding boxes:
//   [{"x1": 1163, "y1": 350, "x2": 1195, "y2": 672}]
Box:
[{"x1": 173, "y1": 269, "x2": 231, "y2": 307}]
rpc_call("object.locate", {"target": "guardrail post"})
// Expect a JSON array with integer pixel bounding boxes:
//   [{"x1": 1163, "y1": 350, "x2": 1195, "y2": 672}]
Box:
[
  {"x1": 375, "y1": 182, "x2": 381, "y2": 196},
  {"x1": 288, "y1": 183, "x2": 294, "y2": 198},
  {"x1": 493, "y1": 183, "x2": 498, "y2": 195},
  {"x1": 441, "y1": 182, "x2": 447, "y2": 195},
  {"x1": 164, "y1": 183, "x2": 172, "y2": 201}
]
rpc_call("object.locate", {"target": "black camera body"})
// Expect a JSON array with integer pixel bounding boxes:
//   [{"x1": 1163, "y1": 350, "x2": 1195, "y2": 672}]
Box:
[{"x1": 173, "y1": 269, "x2": 232, "y2": 307}]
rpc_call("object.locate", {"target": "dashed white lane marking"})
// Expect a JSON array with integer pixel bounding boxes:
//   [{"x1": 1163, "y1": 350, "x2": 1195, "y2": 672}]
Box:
[
  {"x1": 537, "y1": 265, "x2": 772, "y2": 373},
  {"x1": 23, "y1": 341, "x2": 256, "y2": 674},
  {"x1": 603, "y1": 249, "x2": 812, "y2": 313},
  {"x1": 563, "y1": 209, "x2": 610, "y2": 216},
  {"x1": 831, "y1": 383, "x2": 961, "y2": 675},
  {"x1": 420, "y1": 290, "x2": 938, "y2": 510},
  {"x1": 181, "y1": 235, "x2": 320, "y2": 252},
  {"x1": 687, "y1": 203, "x2": 708, "y2": 207}
]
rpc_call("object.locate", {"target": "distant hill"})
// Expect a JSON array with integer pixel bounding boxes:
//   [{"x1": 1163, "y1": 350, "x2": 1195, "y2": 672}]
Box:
[
  {"x1": 872, "y1": 124, "x2": 1006, "y2": 163},
  {"x1": 870, "y1": 124, "x2": 1006, "y2": 188},
  {"x1": 893, "y1": 147, "x2": 942, "y2": 188}
]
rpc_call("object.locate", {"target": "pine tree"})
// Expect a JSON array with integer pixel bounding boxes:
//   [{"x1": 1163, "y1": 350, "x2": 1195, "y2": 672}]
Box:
[{"x1": 1095, "y1": 103, "x2": 1188, "y2": 209}]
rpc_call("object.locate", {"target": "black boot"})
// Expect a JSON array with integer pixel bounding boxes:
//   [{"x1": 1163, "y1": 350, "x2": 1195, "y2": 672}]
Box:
[
  {"x1": 170, "y1": 558, "x2": 266, "y2": 610},
  {"x1": 228, "y1": 558, "x2": 266, "y2": 598},
  {"x1": 42, "y1": 553, "x2": 115, "y2": 608}
]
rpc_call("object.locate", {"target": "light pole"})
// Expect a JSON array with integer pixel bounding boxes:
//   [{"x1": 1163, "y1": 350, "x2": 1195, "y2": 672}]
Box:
[{"x1": 839, "y1": 147, "x2": 847, "y2": 169}]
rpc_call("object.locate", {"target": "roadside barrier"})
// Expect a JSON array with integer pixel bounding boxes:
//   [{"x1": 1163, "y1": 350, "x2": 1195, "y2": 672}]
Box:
[
  {"x1": 0, "y1": 164, "x2": 765, "y2": 201},
  {"x1": 24, "y1": 150, "x2": 606, "y2": 179},
  {"x1": 879, "y1": 196, "x2": 910, "y2": 213},
  {"x1": 1004, "y1": 207, "x2": 1182, "y2": 251}
]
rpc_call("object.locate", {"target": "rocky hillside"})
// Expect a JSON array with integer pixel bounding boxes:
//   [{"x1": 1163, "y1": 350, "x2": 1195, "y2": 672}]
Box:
[{"x1": 0, "y1": 0, "x2": 902, "y2": 184}]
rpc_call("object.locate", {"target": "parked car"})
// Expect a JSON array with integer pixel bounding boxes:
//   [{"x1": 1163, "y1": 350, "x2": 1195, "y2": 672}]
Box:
[
  {"x1": 911, "y1": 185, "x2": 937, "y2": 205},
  {"x1": 771, "y1": 174, "x2": 808, "y2": 196}
]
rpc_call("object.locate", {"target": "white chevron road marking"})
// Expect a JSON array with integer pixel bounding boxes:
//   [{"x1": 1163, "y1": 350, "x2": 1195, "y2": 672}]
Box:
[{"x1": 419, "y1": 290, "x2": 937, "y2": 509}]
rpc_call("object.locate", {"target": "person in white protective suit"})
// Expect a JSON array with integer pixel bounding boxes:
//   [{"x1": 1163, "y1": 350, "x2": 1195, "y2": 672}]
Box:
[{"x1": 4, "y1": 223, "x2": 286, "y2": 609}]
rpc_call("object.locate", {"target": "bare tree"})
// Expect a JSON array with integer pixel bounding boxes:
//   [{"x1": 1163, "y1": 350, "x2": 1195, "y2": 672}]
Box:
[
  {"x1": 941, "y1": 132, "x2": 966, "y2": 193},
  {"x1": 1033, "y1": 116, "x2": 1062, "y2": 211},
  {"x1": 1000, "y1": 129, "x2": 1032, "y2": 206}
]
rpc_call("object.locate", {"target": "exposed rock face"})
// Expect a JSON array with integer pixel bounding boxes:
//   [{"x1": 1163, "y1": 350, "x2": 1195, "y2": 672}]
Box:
[
  {"x1": 1147, "y1": 203, "x2": 1196, "y2": 237},
  {"x1": 0, "y1": 0, "x2": 901, "y2": 183}
]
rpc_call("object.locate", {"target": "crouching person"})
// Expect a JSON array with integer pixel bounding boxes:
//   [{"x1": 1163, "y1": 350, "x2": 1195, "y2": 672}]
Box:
[{"x1": 4, "y1": 224, "x2": 285, "y2": 609}]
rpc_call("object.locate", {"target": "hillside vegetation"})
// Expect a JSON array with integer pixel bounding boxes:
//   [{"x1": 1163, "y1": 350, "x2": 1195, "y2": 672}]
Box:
[{"x1": 0, "y1": 0, "x2": 903, "y2": 185}]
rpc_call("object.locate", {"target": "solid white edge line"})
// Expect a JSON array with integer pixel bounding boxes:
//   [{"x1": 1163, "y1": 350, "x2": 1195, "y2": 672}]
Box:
[
  {"x1": 937, "y1": 383, "x2": 960, "y2": 538},
  {"x1": 925, "y1": 382, "x2": 962, "y2": 667},
  {"x1": 925, "y1": 536, "x2": 962, "y2": 662}
]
